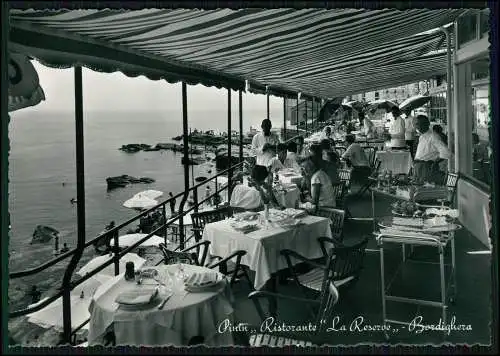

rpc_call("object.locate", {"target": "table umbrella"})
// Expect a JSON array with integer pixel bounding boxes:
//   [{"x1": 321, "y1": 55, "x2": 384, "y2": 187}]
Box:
[
  {"x1": 27, "y1": 295, "x2": 92, "y2": 331},
  {"x1": 77, "y1": 253, "x2": 146, "y2": 277},
  {"x1": 344, "y1": 100, "x2": 366, "y2": 112},
  {"x1": 118, "y1": 233, "x2": 167, "y2": 247},
  {"x1": 367, "y1": 99, "x2": 398, "y2": 112},
  {"x1": 399, "y1": 95, "x2": 432, "y2": 112},
  {"x1": 317, "y1": 97, "x2": 344, "y2": 122},
  {"x1": 123, "y1": 194, "x2": 158, "y2": 210},
  {"x1": 134, "y1": 190, "x2": 163, "y2": 200},
  {"x1": 72, "y1": 274, "x2": 112, "y2": 298}
]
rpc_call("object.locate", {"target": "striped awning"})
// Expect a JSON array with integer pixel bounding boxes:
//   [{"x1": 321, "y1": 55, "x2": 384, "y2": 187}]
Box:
[{"x1": 8, "y1": 8, "x2": 466, "y2": 99}]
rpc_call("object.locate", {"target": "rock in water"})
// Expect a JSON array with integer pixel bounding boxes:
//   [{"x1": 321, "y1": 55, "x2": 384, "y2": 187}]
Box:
[
  {"x1": 31, "y1": 225, "x2": 59, "y2": 244},
  {"x1": 106, "y1": 175, "x2": 155, "y2": 190}
]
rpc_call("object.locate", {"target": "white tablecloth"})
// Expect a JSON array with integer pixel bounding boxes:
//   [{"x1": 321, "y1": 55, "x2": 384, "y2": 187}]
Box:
[
  {"x1": 87, "y1": 264, "x2": 234, "y2": 346},
  {"x1": 203, "y1": 213, "x2": 332, "y2": 290},
  {"x1": 278, "y1": 169, "x2": 303, "y2": 186},
  {"x1": 375, "y1": 150, "x2": 413, "y2": 175}
]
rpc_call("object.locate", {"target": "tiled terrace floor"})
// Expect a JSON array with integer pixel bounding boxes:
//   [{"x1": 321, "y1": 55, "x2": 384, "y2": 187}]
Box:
[{"x1": 226, "y1": 190, "x2": 494, "y2": 346}]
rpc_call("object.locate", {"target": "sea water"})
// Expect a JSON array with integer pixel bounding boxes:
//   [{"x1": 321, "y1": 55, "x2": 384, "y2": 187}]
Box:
[{"x1": 7, "y1": 109, "x2": 278, "y2": 305}]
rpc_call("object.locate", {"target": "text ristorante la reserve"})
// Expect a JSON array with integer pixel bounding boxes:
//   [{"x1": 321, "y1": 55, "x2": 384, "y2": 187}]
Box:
[{"x1": 218, "y1": 316, "x2": 473, "y2": 335}]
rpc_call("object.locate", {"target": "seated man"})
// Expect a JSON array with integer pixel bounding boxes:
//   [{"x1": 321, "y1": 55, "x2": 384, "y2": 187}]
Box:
[
  {"x1": 413, "y1": 115, "x2": 450, "y2": 184},
  {"x1": 230, "y1": 165, "x2": 283, "y2": 211},
  {"x1": 342, "y1": 134, "x2": 371, "y2": 184},
  {"x1": 259, "y1": 144, "x2": 284, "y2": 173},
  {"x1": 283, "y1": 141, "x2": 301, "y2": 171}
]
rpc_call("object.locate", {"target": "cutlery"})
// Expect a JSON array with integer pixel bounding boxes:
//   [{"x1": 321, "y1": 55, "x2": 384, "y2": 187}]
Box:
[{"x1": 157, "y1": 293, "x2": 173, "y2": 310}]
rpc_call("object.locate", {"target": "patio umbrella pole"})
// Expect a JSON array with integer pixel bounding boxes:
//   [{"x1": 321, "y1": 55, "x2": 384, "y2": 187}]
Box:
[
  {"x1": 239, "y1": 90, "x2": 243, "y2": 162},
  {"x1": 283, "y1": 97, "x2": 287, "y2": 140},
  {"x1": 227, "y1": 89, "x2": 233, "y2": 198},
  {"x1": 62, "y1": 66, "x2": 86, "y2": 344},
  {"x1": 296, "y1": 94, "x2": 299, "y2": 135}
]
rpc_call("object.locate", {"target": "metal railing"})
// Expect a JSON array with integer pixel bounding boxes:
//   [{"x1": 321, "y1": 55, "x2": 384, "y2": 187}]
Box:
[
  {"x1": 8, "y1": 161, "x2": 244, "y2": 343},
  {"x1": 8, "y1": 131, "x2": 312, "y2": 344}
]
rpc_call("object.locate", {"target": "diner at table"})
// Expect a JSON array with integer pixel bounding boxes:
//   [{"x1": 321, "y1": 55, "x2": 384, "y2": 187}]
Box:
[
  {"x1": 341, "y1": 134, "x2": 371, "y2": 184},
  {"x1": 283, "y1": 141, "x2": 301, "y2": 171}
]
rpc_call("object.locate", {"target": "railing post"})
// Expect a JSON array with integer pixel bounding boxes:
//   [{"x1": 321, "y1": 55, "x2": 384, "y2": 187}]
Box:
[
  {"x1": 239, "y1": 90, "x2": 243, "y2": 162},
  {"x1": 113, "y1": 228, "x2": 120, "y2": 275},
  {"x1": 61, "y1": 66, "x2": 86, "y2": 345},
  {"x1": 227, "y1": 89, "x2": 233, "y2": 199},
  {"x1": 162, "y1": 204, "x2": 168, "y2": 245},
  {"x1": 179, "y1": 81, "x2": 190, "y2": 250},
  {"x1": 193, "y1": 188, "x2": 199, "y2": 213},
  {"x1": 1, "y1": 3, "x2": 10, "y2": 347}
]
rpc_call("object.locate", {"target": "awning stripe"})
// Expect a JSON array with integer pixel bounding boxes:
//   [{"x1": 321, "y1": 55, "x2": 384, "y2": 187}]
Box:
[{"x1": 8, "y1": 8, "x2": 467, "y2": 100}]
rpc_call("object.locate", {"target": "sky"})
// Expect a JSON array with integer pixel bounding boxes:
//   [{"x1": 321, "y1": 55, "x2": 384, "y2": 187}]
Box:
[{"x1": 30, "y1": 60, "x2": 286, "y2": 114}]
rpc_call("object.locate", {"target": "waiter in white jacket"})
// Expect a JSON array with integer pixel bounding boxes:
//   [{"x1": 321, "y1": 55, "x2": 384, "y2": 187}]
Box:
[
  {"x1": 251, "y1": 118, "x2": 281, "y2": 166},
  {"x1": 388, "y1": 106, "x2": 406, "y2": 149}
]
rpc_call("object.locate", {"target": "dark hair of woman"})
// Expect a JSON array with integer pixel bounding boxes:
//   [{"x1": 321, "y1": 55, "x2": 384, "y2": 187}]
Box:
[{"x1": 251, "y1": 165, "x2": 269, "y2": 184}]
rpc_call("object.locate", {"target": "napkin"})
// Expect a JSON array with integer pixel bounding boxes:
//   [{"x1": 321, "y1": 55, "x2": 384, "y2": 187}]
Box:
[
  {"x1": 115, "y1": 287, "x2": 159, "y2": 305},
  {"x1": 230, "y1": 221, "x2": 259, "y2": 232},
  {"x1": 282, "y1": 208, "x2": 308, "y2": 219},
  {"x1": 185, "y1": 272, "x2": 219, "y2": 287}
]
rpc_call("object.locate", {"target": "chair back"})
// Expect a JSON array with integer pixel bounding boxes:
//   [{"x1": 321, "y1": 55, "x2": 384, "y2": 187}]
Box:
[
  {"x1": 362, "y1": 146, "x2": 376, "y2": 168},
  {"x1": 444, "y1": 172, "x2": 459, "y2": 206},
  {"x1": 327, "y1": 237, "x2": 369, "y2": 282},
  {"x1": 315, "y1": 254, "x2": 341, "y2": 335},
  {"x1": 159, "y1": 243, "x2": 198, "y2": 265},
  {"x1": 338, "y1": 169, "x2": 351, "y2": 185},
  {"x1": 331, "y1": 181, "x2": 346, "y2": 204},
  {"x1": 191, "y1": 206, "x2": 233, "y2": 241},
  {"x1": 315, "y1": 208, "x2": 345, "y2": 246}
]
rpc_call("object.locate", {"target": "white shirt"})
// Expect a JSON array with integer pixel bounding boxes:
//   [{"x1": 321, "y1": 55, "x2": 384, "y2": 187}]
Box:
[
  {"x1": 283, "y1": 152, "x2": 301, "y2": 171},
  {"x1": 414, "y1": 130, "x2": 450, "y2": 161},
  {"x1": 342, "y1": 143, "x2": 370, "y2": 167},
  {"x1": 251, "y1": 132, "x2": 280, "y2": 164},
  {"x1": 404, "y1": 115, "x2": 416, "y2": 140},
  {"x1": 311, "y1": 170, "x2": 336, "y2": 208},
  {"x1": 230, "y1": 184, "x2": 262, "y2": 209},
  {"x1": 389, "y1": 116, "x2": 406, "y2": 147},
  {"x1": 258, "y1": 151, "x2": 284, "y2": 172},
  {"x1": 363, "y1": 118, "x2": 375, "y2": 139}
]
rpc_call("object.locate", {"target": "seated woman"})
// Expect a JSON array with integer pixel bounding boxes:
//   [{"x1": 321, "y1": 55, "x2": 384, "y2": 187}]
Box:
[
  {"x1": 342, "y1": 134, "x2": 371, "y2": 184},
  {"x1": 301, "y1": 155, "x2": 337, "y2": 213},
  {"x1": 229, "y1": 165, "x2": 284, "y2": 211},
  {"x1": 311, "y1": 142, "x2": 340, "y2": 185}
]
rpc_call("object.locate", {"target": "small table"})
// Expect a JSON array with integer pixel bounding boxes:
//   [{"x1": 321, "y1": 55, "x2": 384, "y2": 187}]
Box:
[
  {"x1": 375, "y1": 216, "x2": 461, "y2": 339},
  {"x1": 87, "y1": 264, "x2": 234, "y2": 346}
]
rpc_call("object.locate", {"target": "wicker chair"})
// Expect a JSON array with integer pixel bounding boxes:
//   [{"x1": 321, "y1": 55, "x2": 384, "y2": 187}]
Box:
[
  {"x1": 416, "y1": 172, "x2": 460, "y2": 208},
  {"x1": 158, "y1": 241, "x2": 210, "y2": 266},
  {"x1": 191, "y1": 206, "x2": 233, "y2": 242},
  {"x1": 281, "y1": 237, "x2": 368, "y2": 298},
  {"x1": 338, "y1": 169, "x2": 352, "y2": 190},
  {"x1": 331, "y1": 181, "x2": 347, "y2": 209},
  {"x1": 235, "y1": 251, "x2": 341, "y2": 347},
  {"x1": 313, "y1": 208, "x2": 345, "y2": 246}
]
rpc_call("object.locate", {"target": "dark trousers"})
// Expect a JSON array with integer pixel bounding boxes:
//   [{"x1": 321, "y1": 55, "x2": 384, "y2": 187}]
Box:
[{"x1": 406, "y1": 140, "x2": 416, "y2": 158}]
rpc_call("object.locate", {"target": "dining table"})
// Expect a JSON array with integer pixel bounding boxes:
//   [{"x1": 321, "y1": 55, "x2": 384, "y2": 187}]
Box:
[
  {"x1": 375, "y1": 150, "x2": 413, "y2": 175},
  {"x1": 203, "y1": 209, "x2": 333, "y2": 291},
  {"x1": 87, "y1": 264, "x2": 235, "y2": 346}
]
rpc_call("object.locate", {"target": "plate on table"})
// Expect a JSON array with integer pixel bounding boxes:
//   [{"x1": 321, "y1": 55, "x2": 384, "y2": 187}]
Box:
[
  {"x1": 115, "y1": 287, "x2": 160, "y2": 309},
  {"x1": 233, "y1": 211, "x2": 260, "y2": 222},
  {"x1": 184, "y1": 272, "x2": 222, "y2": 292}
]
